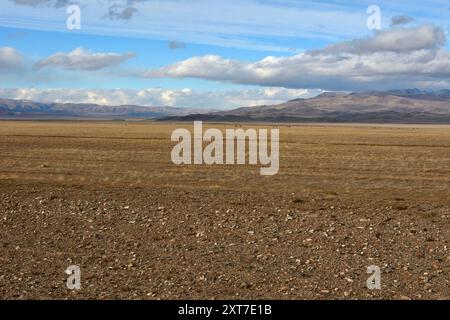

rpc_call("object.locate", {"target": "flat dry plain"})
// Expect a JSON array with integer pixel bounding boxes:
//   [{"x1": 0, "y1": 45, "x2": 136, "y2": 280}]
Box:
[{"x1": 0, "y1": 121, "x2": 449, "y2": 300}]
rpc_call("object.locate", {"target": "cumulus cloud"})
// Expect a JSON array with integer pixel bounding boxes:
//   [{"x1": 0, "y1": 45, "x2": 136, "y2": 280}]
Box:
[
  {"x1": 33, "y1": 47, "x2": 136, "y2": 71},
  {"x1": 140, "y1": 25, "x2": 450, "y2": 91},
  {"x1": 319, "y1": 25, "x2": 445, "y2": 54},
  {"x1": 0, "y1": 47, "x2": 24, "y2": 70},
  {"x1": 0, "y1": 87, "x2": 323, "y2": 109},
  {"x1": 390, "y1": 15, "x2": 415, "y2": 27}
]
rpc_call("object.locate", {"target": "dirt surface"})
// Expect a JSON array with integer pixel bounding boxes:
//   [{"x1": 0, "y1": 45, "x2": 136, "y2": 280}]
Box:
[{"x1": 0, "y1": 121, "x2": 449, "y2": 300}]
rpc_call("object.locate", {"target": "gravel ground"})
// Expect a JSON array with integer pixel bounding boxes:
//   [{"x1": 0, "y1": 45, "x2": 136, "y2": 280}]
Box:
[{"x1": 1, "y1": 184, "x2": 448, "y2": 300}]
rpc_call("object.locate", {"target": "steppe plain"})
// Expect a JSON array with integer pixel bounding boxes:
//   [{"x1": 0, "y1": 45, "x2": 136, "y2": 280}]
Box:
[{"x1": 0, "y1": 121, "x2": 449, "y2": 299}]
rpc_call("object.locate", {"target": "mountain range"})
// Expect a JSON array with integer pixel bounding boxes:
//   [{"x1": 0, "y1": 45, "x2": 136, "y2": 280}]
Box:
[
  {"x1": 1, "y1": 89, "x2": 450, "y2": 123},
  {"x1": 0, "y1": 98, "x2": 212, "y2": 120},
  {"x1": 162, "y1": 89, "x2": 450, "y2": 124}
]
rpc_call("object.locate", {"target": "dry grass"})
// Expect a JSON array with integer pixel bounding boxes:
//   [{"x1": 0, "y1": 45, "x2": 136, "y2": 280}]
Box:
[{"x1": 1, "y1": 121, "x2": 449, "y2": 201}]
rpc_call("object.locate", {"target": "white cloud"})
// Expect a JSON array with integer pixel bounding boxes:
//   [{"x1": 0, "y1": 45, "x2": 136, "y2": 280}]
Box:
[
  {"x1": 33, "y1": 47, "x2": 136, "y2": 71},
  {"x1": 140, "y1": 25, "x2": 450, "y2": 91},
  {"x1": 0, "y1": 87, "x2": 323, "y2": 109},
  {"x1": 319, "y1": 25, "x2": 445, "y2": 54},
  {"x1": 0, "y1": 47, "x2": 24, "y2": 70}
]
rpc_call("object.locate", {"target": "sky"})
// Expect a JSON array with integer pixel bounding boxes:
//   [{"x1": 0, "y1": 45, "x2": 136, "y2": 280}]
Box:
[{"x1": 0, "y1": 0, "x2": 449, "y2": 109}]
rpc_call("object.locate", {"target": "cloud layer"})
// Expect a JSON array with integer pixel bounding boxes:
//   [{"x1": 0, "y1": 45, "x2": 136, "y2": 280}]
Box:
[
  {"x1": 2, "y1": 24, "x2": 449, "y2": 94},
  {"x1": 9, "y1": 0, "x2": 449, "y2": 52},
  {"x1": 0, "y1": 87, "x2": 323, "y2": 109},
  {"x1": 141, "y1": 25, "x2": 450, "y2": 91}
]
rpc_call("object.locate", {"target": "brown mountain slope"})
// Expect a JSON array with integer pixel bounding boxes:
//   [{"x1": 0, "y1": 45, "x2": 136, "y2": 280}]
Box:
[
  {"x1": 0, "y1": 98, "x2": 213, "y2": 119},
  {"x1": 163, "y1": 90, "x2": 450, "y2": 123}
]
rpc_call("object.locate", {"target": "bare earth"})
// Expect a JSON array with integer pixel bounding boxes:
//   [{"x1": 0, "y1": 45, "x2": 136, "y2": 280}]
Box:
[{"x1": 0, "y1": 121, "x2": 449, "y2": 300}]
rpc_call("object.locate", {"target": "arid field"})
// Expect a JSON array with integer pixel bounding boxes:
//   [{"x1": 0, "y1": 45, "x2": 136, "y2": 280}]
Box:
[{"x1": 0, "y1": 121, "x2": 449, "y2": 299}]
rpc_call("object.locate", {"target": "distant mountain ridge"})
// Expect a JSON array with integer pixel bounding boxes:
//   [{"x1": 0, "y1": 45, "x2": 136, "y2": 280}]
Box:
[
  {"x1": 162, "y1": 89, "x2": 450, "y2": 124},
  {"x1": 0, "y1": 98, "x2": 213, "y2": 119},
  {"x1": 2, "y1": 89, "x2": 450, "y2": 123}
]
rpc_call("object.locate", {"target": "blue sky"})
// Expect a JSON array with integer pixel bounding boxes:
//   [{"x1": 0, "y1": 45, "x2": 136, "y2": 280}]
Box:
[{"x1": 0, "y1": 0, "x2": 449, "y2": 108}]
